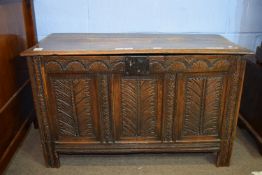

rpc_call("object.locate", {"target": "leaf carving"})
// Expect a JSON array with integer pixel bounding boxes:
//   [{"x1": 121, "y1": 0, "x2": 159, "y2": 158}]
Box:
[
  {"x1": 183, "y1": 75, "x2": 224, "y2": 137},
  {"x1": 52, "y1": 77, "x2": 95, "y2": 137},
  {"x1": 183, "y1": 77, "x2": 204, "y2": 136},
  {"x1": 53, "y1": 79, "x2": 76, "y2": 136},
  {"x1": 203, "y1": 77, "x2": 223, "y2": 135},
  {"x1": 121, "y1": 79, "x2": 137, "y2": 137},
  {"x1": 73, "y1": 79, "x2": 95, "y2": 137},
  {"x1": 140, "y1": 80, "x2": 157, "y2": 137},
  {"x1": 120, "y1": 78, "x2": 158, "y2": 138}
]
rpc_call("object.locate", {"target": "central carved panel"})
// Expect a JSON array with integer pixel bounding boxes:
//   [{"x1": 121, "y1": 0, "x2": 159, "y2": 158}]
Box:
[{"x1": 120, "y1": 78, "x2": 159, "y2": 138}]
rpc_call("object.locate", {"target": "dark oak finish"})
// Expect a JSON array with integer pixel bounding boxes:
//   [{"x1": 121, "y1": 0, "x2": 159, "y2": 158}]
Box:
[
  {"x1": 0, "y1": 0, "x2": 37, "y2": 173},
  {"x1": 22, "y1": 34, "x2": 251, "y2": 168}
]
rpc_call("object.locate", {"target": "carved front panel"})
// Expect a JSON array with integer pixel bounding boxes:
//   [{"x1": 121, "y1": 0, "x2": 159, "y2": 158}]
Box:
[
  {"x1": 41, "y1": 55, "x2": 236, "y2": 145},
  {"x1": 121, "y1": 78, "x2": 157, "y2": 137},
  {"x1": 48, "y1": 75, "x2": 99, "y2": 140},
  {"x1": 112, "y1": 75, "x2": 162, "y2": 141},
  {"x1": 177, "y1": 73, "x2": 227, "y2": 140}
]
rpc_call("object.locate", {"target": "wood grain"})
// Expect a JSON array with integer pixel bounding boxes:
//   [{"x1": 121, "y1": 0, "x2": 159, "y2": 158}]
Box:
[
  {"x1": 21, "y1": 33, "x2": 253, "y2": 56},
  {"x1": 25, "y1": 35, "x2": 248, "y2": 168}
]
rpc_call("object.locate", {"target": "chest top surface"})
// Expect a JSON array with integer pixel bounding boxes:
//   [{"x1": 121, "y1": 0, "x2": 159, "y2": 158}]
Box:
[{"x1": 21, "y1": 33, "x2": 252, "y2": 56}]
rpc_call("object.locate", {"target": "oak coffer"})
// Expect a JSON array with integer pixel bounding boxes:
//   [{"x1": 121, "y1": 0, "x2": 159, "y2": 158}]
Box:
[{"x1": 21, "y1": 34, "x2": 252, "y2": 167}]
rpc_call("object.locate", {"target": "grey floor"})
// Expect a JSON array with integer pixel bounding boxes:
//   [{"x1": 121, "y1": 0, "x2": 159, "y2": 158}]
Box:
[{"x1": 4, "y1": 127, "x2": 262, "y2": 175}]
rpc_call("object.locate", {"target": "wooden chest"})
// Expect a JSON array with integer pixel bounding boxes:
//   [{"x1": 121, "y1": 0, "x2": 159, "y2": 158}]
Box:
[{"x1": 21, "y1": 34, "x2": 252, "y2": 167}]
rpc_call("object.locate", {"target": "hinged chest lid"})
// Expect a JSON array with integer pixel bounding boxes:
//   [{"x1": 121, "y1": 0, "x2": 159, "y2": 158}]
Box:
[{"x1": 21, "y1": 33, "x2": 253, "y2": 56}]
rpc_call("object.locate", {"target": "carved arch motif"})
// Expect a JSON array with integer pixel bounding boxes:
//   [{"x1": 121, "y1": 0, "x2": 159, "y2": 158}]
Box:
[
  {"x1": 88, "y1": 61, "x2": 109, "y2": 72},
  {"x1": 66, "y1": 61, "x2": 86, "y2": 71},
  {"x1": 45, "y1": 60, "x2": 63, "y2": 72}
]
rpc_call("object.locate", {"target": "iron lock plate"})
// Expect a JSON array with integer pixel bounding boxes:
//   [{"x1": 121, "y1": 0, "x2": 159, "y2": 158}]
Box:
[{"x1": 124, "y1": 56, "x2": 150, "y2": 76}]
